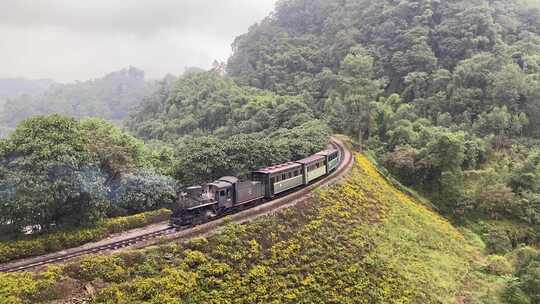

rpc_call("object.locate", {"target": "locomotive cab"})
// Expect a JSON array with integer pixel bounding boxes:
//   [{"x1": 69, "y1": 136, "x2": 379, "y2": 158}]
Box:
[{"x1": 207, "y1": 180, "x2": 234, "y2": 209}]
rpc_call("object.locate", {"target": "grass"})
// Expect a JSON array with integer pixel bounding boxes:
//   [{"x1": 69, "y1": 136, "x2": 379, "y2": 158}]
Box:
[
  {"x1": 0, "y1": 209, "x2": 171, "y2": 263},
  {"x1": 1, "y1": 153, "x2": 487, "y2": 303}
]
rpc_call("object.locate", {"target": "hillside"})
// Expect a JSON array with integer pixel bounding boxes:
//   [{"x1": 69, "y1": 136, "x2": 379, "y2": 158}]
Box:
[
  {"x1": 2, "y1": 0, "x2": 540, "y2": 302},
  {"x1": 224, "y1": 2, "x2": 540, "y2": 300},
  {"x1": 0, "y1": 67, "x2": 156, "y2": 137},
  {"x1": 0, "y1": 151, "x2": 490, "y2": 303},
  {"x1": 0, "y1": 78, "x2": 56, "y2": 99}
]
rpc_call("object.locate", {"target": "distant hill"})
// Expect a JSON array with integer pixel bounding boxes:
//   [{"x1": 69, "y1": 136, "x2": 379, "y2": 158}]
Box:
[
  {"x1": 0, "y1": 67, "x2": 158, "y2": 136},
  {"x1": 0, "y1": 78, "x2": 56, "y2": 98}
]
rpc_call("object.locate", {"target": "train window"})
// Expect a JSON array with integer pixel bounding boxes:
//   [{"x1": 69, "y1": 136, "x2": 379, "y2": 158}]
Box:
[
  {"x1": 220, "y1": 190, "x2": 226, "y2": 197},
  {"x1": 226, "y1": 189, "x2": 230, "y2": 198},
  {"x1": 271, "y1": 177, "x2": 276, "y2": 184},
  {"x1": 288, "y1": 172, "x2": 292, "y2": 179}
]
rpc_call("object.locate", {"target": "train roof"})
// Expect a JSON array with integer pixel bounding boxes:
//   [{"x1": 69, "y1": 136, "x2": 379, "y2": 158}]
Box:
[
  {"x1": 296, "y1": 154, "x2": 326, "y2": 165},
  {"x1": 253, "y1": 161, "x2": 302, "y2": 175},
  {"x1": 208, "y1": 176, "x2": 239, "y2": 189},
  {"x1": 316, "y1": 149, "x2": 338, "y2": 156},
  {"x1": 218, "y1": 176, "x2": 238, "y2": 184},
  {"x1": 208, "y1": 181, "x2": 231, "y2": 189}
]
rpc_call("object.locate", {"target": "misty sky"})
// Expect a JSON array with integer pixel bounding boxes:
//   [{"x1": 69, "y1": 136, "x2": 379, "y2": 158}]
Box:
[{"x1": 0, "y1": 0, "x2": 277, "y2": 82}]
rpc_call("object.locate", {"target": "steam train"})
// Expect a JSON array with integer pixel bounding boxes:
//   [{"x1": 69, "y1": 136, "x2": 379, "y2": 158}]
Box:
[{"x1": 170, "y1": 148, "x2": 340, "y2": 227}]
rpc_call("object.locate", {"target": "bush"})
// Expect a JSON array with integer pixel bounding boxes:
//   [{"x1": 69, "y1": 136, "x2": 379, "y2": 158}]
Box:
[
  {"x1": 66, "y1": 255, "x2": 128, "y2": 283},
  {"x1": 0, "y1": 266, "x2": 63, "y2": 303},
  {"x1": 485, "y1": 255, "x2": 513, "y2": 275},
  {"x1": 504, "y1": 282, "x2": 532, "y2": 304},
  {"x1": 518, "y1": 261, "x2": 540, "y2": 302},
  {"x1": 0, "y1": 209, "x2": 171, "y2": 263},
  {"x1": 485, "y1": 228, "x2": 513, "y2": 254},
  {"x1": 511, "y1": 246, "x2": 540, "y2": 270},
  {"x1": 108, "y1": 170, "x2": 177, "y2": 216}
]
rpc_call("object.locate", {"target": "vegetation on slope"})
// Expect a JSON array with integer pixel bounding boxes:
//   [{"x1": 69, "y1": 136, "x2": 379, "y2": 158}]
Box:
[
  {"x1": 0, "y1": 115, "x2": 176, "y2": 235},
  {"x1": 0, "y1": 67, "x2": 330, "y2": 257},
  {"x1": 0, "y1": 209, "x2": 171, "y2": 264},
  {"x1": 0, "y1": 67, "x2": 156, "y2": 137},
  {"x1": 0, "y1": 154, "x2": 480, "y2": 303},
  {"x1": 125, "y1": 69, "x2": 332, "y2": 187},
  {"x1": 225, "y1": 1, "x2": 540, "y2": 298},
  {"x1": 0, "y1": 78, "x2": 55, "y2": 99}
]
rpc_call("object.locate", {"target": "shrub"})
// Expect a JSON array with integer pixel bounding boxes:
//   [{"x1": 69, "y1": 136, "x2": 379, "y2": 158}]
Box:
[
  {"x1": 511, "y1": 246, "x2": 540, "y2": 270},
  {"x1": 504, "y1": 281, "x2": 532, "y2": 304},
  {"x1": 94, "y1": 285, "x2": 127, "y2": 303},
  {"x1": 0, "y1": 209, "x2": 171, "y2": 263},
  {"x1": 518, "y1": 261, "x2": 540, "y2": 302},
  {"x1": 0, "y1": 266, "x2": 63, "y2": 303},
  {"x1": 485, "y1": 255, "x2": 513, "y2": 275},
  {"x1": 484, "y1": 228, "x2": 513, "y2": 254},
  {"x1": 108, "y1": 170, "x2": 177, "y2": 216},
  {"x1": 68, "y1": 255, "x2": 128, "y2": 283}
]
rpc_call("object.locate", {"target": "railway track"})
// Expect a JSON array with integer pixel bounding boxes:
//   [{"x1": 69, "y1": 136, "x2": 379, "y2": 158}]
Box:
[
  {"x1": 0, "y1": 138, "x2": 353, "y2": 273},
  {"x1": 0, "y1": 227, "x2": 179, "y2": 273}
]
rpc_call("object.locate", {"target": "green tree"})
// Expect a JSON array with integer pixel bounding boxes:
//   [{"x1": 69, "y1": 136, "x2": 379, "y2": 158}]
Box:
[
  {"x1": 328, "y1": 46, "x2": 384, "y2": 143},
  {"x1": 0, "y1": 115, "x2": 108, "y2": 232}
]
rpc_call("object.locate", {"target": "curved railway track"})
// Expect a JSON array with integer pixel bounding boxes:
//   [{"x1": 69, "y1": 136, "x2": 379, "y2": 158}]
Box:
[{"x1": 0, "y1": 138, "x2": 353, "y2": 273}]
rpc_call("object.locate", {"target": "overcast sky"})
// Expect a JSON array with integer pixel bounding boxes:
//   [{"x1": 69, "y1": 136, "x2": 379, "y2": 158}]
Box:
[{"x1": 0, "y1": 0, "x2": 277, "y2": 82}]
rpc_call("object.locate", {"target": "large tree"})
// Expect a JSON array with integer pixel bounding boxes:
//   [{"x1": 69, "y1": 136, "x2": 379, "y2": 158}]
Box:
[{"x1": 0, "y1": 115, "x2": 107, "y2": 232}]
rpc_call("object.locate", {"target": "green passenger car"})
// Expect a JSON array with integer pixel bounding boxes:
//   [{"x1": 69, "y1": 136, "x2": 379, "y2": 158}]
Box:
[
  {"x1": 296, "y1": 154, "x2": 327, "y2": 184},
  {"x1": 317, "y1": 149, "x2": 339, "y2": 173},
  {"x1": 252, "y1": 162, "x2": 304, "y2": 198}
]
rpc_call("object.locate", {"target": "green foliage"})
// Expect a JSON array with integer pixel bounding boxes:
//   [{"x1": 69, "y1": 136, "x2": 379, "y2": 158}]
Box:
[
  {"x1": 80, "y1": 118, "x2": 152, "y2": 178},
  {"x1": 485, "y1": 228, "x2": 514, "y2": 255},
  {"x1": 0, "y1": 115, "x2": 107, "y2": 232},
  {"x1": 0, "y1": 114, "x2": 175, "y2": 234},
  {"x1": 125, "y1": 71, "x2": 320, "y2": 141},
  {"x1": 504, "y1": 284, "x2": 532, "y2": 304},
  {"x1": 108, "y1": 170, "x2": 177, "y2": 216},
  {"x1": 510, "y1": 150, "x2": 540, "y2": 193},
  {"x1": 486, "y1": 255, "x2": 513, "y2": 276},
  {"x1": 0, "y1": 209, "x2": 171, "y2": 263},
  {"x1": 324, "y1": 46, "x2": 385, "y2": 142},
  {"x1": 171, "y1": 121, "x2": 330, "y2": 186},
  {"x1": 1, "y1": 154, "x2": 478, "y2": 303},
  {"x1": 0, "y1": 67, "x2": 155, "y2": 135},
  {"x1": 501, "y1": 247, "x2": 540, "y2": 304}
]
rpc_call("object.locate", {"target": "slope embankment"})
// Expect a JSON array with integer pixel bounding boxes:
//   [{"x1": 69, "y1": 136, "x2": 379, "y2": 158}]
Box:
[{"x1": 0, "y1": 152, "x2": 479, "y2": 303}]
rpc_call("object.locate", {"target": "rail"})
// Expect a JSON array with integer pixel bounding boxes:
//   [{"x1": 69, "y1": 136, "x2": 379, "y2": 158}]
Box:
[{"x1": 0, "y1": 137, "x2": 353, "y2": 273}]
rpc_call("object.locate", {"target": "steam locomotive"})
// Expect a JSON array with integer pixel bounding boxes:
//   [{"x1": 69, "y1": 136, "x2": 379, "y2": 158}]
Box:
[{"x1": 170, "y1": 148, "x2": 340, "y2": 227}]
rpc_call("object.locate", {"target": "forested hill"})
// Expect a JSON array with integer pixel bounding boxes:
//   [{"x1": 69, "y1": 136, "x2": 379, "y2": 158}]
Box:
[
  {"x1": 225, "y1": 0, "x2": 540, "y2": 214},
  {"x1": 0, "y1": 78, "x2": 56, "y2": 98},
  {"x1": 3, "y1": 0, "x2": 540, "y2": 302},
  {"x1": 223, "y1": 0, "x2": 540, "y2": 302},
  {"x1": 228, "y1": 0, "x2": 540, "y2": 135},
  {"x1": 0, "y1": 67, "x2": 157, "y2": 136}
]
